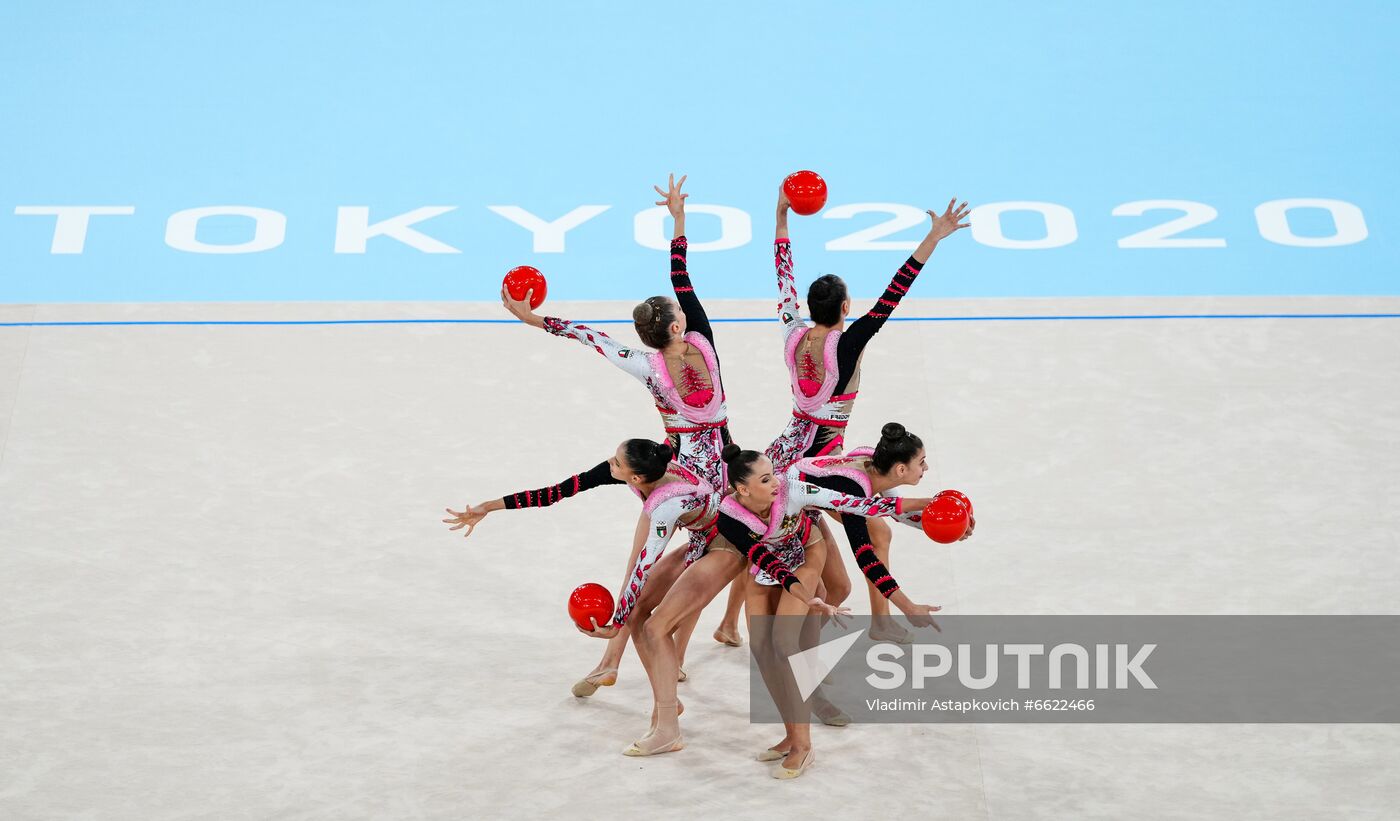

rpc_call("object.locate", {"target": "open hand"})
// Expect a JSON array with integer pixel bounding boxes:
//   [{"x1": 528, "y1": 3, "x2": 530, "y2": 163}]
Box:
[
  {"x1": 442, "y1": 504, "x2": 490, "y2": 538},
  {"x1": 927, "y1": 198, "x2": 971, "y2": 242},
  {"x1": 653, "y1": 173, "x2": 689, "y2": 219}
]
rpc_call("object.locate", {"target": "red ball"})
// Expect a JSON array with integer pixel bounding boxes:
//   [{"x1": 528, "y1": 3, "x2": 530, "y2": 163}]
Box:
[
  {"x1": 936, "y1": 489, "x2": 973, "y2": 517},
  {"x1": 503, "y1": 265, "x2": 547, "y2": 310},
  {"x1": 921, "y1": 496, "x2": 970, "y2": 544},
  {"x1": 783, "y1": 170, "x2": 828, "y2": 216},
  {"x1": 568, "y1": 583, "x2": 614, "y2": 631}
]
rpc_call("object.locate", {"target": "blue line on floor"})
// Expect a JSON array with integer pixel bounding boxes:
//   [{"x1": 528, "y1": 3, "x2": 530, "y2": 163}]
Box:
[{"x1": 3, "y1": 314, "x2": 1400, "y2": 328}]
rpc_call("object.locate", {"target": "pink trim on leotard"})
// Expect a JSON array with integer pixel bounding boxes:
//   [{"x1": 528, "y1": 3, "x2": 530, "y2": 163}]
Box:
[
  {"x1": 642, "y1": 470, "x2": 712, "y2": 517},
  {"x1": 648, "y1": 332, "x2": 725, "y2": 423},
  {"x1": 785, "y1": 327, "x2": 842, "y2": 413},
  {"x1": 719, "y1": 494, "x2": 768, "y2": 535}
]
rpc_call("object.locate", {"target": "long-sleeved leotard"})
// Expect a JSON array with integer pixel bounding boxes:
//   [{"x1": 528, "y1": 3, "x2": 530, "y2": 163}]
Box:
[
  {"x1": 542, "y1": 235, "x2": 731, "y2": 488},
  {"x1": 500, "y1": 460, "x2": 622, "y2": 509},
  {"x1": 498, "y1": 461, "x2": 721, "y2": 626},
  {"x1": 716, "y1": 476, "x2": 913, "y2": 592},
  {"x1": 785, "y1": 447, "x2": 924, "y2": 598},
  {"x1": 765, "y1": 238, "x2": 926, "y2": 471}
]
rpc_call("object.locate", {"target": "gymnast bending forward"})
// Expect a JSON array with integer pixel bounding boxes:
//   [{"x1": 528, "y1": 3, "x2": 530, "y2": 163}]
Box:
[
  {"x1": 443, "y1": 439, "x2": 719, "y2": 697},
  {"x1": 711, "y1": 190, "x2": 971, "y2": 645},
  {"x1": 501, "y1": 174, "x2": 747, "y2": 692},
  {"x1": 715, "y1": 444, "x2": 941, "y2": 779}
]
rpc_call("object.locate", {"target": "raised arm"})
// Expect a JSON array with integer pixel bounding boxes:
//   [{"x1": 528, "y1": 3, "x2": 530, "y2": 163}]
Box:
[
  {"x1": 774, "y1": 185, "x2": 804, "y2": 334},
  {"x1": 653, "y1": 174, "x2": 715, "y2": 345},
  {"x1": 842, "y1": 198, "x2": 971, "y2": 349}
]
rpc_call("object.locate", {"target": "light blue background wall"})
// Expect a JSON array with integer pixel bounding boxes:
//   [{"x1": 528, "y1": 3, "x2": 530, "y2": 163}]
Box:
[{"x1": 1, "y1": 1, "x2": 1395, "y2": 303}]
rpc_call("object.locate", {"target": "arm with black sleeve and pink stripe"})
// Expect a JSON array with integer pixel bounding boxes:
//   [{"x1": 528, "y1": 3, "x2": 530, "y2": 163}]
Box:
[
  {"x1": 800, "y1": 473, "x2": 901, "y2": 598},
  {"x1": 500, "y1": 461, "x2": 623, "y2": 510},
  {"x1": 668, "y1": 236, "x2": 715, "y2": 347},
  {"x1": 839, "y1": 255, "x2": 925, "y2": 353},
  {"x1": 716, "y1": 512, "x2": 801, "y2": 593}
]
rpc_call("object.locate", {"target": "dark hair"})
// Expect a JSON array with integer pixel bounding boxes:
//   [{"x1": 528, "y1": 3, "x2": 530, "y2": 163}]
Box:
[
  {"x1": 807, "y1": 274, "x2": 848, "y2": 326},
  {"x1": 722, "y1": 443, "x2": 763, "y2": 487},
  {"x1": 871, "y1": 422, "x2": 924, "y2": 473},
  {"x1": 632, "y1": 296, "x2": 678, "y2": 348},
  {"x1": 623, "y1": 439, "x2": 674, "y2": 482}
]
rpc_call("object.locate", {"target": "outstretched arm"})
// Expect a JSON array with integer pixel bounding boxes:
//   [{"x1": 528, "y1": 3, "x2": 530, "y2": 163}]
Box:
[
  {"x1": 442, "y1": 460, "x2": 623, "y2": 537},
  {"x1": 653, "y1": 174, "x2": 715, "y2": 345},
  {"x1": 501, "y1": 460, "x2": 622, "y2": 509},
  {"x1": 797, "y1": 481, "x2": 934, "y2": 524},
  {"x1": 502, "y1": 283, "x2": 653, "y2": 382},
  {"x1": 799, "y1": 477, "x2": 943, "y2": 626}
]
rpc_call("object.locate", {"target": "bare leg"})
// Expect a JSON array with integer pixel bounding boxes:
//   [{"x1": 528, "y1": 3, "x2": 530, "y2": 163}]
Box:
[
  {"x1": 621, "y1": 549, "x2": 691, "y2": 741},
  {"x1": 672, "y1": 605, "x2": 702, "y2": 679},
  {"x1": 864, "y1": 517, "x2": 907, "y2": 641},
  {"x1": 816, "y1": 516, "x2": 851, "y2": 607},
  {"x1": 748, "y1": 538, "x2": 830, "y2": 773},
  {"x1": 713, "y1": 567, "x2": 747, "y2": 646},
  {"x1": 574, "y1": 510, "x2": 655, "y2": 695},
  {"x1": 627, "y1": 549, "x2": 745, "y2": 754}
]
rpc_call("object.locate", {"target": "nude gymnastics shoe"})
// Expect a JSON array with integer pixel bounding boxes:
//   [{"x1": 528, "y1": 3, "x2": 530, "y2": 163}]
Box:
[
  {"x1": 756, "y1": 746, "x2": 790, "y2": 762},
  {"x1": 867, "y1": 625, "x2": 913, "y2": 644},
  {"x1": 816, "y1": 706, "x2": 851, "y2": 727},
  {"x1": 713, "y1": 627, "x2": 743, "y2": 647},
  {"x1": 570, "y1": 667, "x2": 617, "y2": 698},
  {"x1": 772, "y1": 749, "x2": 815, "y2": 779},
  {"x1": 622, "y1": 734, "x2": 685, "y2": 757}
]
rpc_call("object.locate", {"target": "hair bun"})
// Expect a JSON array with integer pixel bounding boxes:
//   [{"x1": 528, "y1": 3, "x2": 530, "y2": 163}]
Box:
[
  {"x1": 721, "y1": 443, "x2": 743, "y2": 463},
  {"x1": 633, "y1": 302, "x2": 655, "y2": 324},
  {"x1": 656, "y1": 442, "x2": 674, "y2": 462},
  {"x1": 880, "y1": 422, "x2": 907, "y2": 441}
]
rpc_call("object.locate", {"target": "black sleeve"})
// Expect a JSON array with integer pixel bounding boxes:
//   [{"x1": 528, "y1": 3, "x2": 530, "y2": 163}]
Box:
[
  {"x1": 669, "y1": 236, "x2": 715, "y2": 346},
  {"x1": 718, "y1": 511, "x2": 799, "y2": 592},
  {"x1": 500, "y1": 461, "x2": 622, "y2": 509},
  {"x1": 804, "y1": 474, "x2": 901, "y2": 597},
  {"x1": 834, "y1": 255, "x2": 926, "y2": 390}
]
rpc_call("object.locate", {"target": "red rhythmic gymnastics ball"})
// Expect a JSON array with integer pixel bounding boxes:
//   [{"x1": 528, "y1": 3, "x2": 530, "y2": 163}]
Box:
[
  {"x1": 936, "y1": 489, "x2": 973, "y2": 518},
  {"x1": 921, "y1": 496, "x2": 970, "y2": 544},
  {"x1": 783, "y1": 170, "x2": 828, "y2": 216},
  {"x1": 568, "y1": 583, "x2": 614, "y2": 631},
  {"x1": 504, "y1": 265, "x2": 547, "y2": 309}
]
